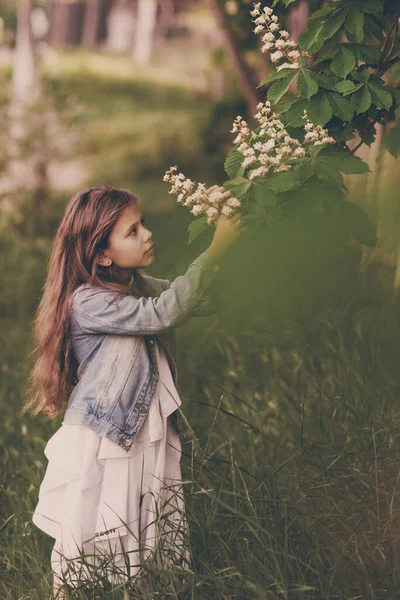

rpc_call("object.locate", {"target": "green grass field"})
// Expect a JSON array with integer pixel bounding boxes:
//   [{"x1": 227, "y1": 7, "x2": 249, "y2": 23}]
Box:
[{"x1": 1, "y1": 49, "x2": 400, "y2": 599}]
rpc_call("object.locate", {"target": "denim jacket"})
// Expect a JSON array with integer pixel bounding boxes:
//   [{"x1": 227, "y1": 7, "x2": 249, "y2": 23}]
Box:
[{"x1": 62, "y1": 251, "x2": 220, "y2": 451}]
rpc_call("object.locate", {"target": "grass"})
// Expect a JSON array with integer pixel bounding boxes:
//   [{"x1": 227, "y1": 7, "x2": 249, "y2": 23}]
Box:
[{"x1": 1, "y1": 49, "x2": 400, "y2": 598}]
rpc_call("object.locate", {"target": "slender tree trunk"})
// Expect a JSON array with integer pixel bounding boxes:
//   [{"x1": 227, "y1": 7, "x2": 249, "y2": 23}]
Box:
[
  {"x1": 208, "y1": 0, "x2": 262, "y2": 114},
  {"x1": 1, "y1": 0, "x2": 49, "y2": 236},
  {"x1": 132, "y1": 0, "x2": 158, "y2": 65},
  {"x1": 286, "y1": 0, "x2": 309, "y2": 42},
  {"x1": 82, "y1": 0, "x2": 102, "y2": 49},
  {"x1": 106, "y1": 0, "x2": 136, "y2": 54},
  {"x1": 286, "y1": 0, "x2": 309, "y2": 95},
  {"x1": 48, "y1": 0, "x2": 70, "y2": 47},
  {"x1": 13, "y1": 0, "x2": 40, "y2": 104}
]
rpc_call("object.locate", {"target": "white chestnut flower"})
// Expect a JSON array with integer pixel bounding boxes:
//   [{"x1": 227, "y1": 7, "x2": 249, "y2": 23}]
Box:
[
  {"x1": 250, "y1": 2, "x2": 261, "y2": 17},
  {"x1": 262, "y1": 42, "x2": 274, "y2": 52},
  {"x1": 226, "y1": 197, "x2": 241, "y2": 207},
  {"x1": 221, "y1": 205, "x2": 235, "y2": 216},
  {"x1": 243, "y1": 155, "x2": 257, "y2": 167},
  {"x1": 206, "y1": 206, "x2": 219, "y2": 217},
  {"x1": 274, "y1": 39, "x2": 286, "y2": 50},
  {"x1": 270, "y1": 50, "x2": 284, "y2": 62},
  {"x1": 190, "y1": 204, "x2": 203, "y2": 216},
  {"x1": 262, "y1": 32, "x2": 275, "y2": 43}
]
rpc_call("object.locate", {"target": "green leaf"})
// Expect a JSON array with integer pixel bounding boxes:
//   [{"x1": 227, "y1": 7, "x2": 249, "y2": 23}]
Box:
[
  {"x1": 309, "y1": 6, "x2": 334, "y2": 22},
  {"x1": 307, "y1": 71, "x2": 335, "y2": 89},
  {"x1": 258, "y1": 68, "x2": 297, "y2": 88},
  {"x1": 250, "y1": 182, "x2": 277, "y2": 208},
  {"x1": 330, "y1": 46, "x2": 356, "y2": 78},
  {"x1": 268, "y1": 71, "x2": 298, "y2": 104},
  {"x1": 345, "y1": 9, "x2": 365, "y2": 43},
  {"x1": 298, "y1": 22, "x2": 325, "y2": 54},
  {"x1": 314, "y1": 46, "x2": 336, "y2": 66},
  {"x1": 345, "y1": 43, "x2": 380, "y2": 65},
  {"x1": 316, "y1": 147, "x2": 371, "y2": 174},
  {"x1": 315, "y1": 162, "x2": 344, "y2": 188},
  {"x1": 266, "y1": 171, "x2": 298, "y2": 193},
  {"x1": 297, "y1": 70, "x2": 319, "y2": 99},
  {"x1": 386, "y1": 86, "x2": 400, "y2": 104},
  {"x1": 222, "y1": 177, "x2": 252, "y2": 199},
  {"x1": 363, "y1": 14, "x2": 384, "y2": 43},
  {"x1": 353, "y1": 0, "x2": 382, "y2": 15},
  {"x1": 368, "y1": 82, "x2": 394, "y2": 110},
  {"x1": 334, "y1": 80, "x2": 358, "y2": 94},
  {"x1": 343, "y1": 201, "x2": 377, "y2": 247},
  {"x1": 285, "y1": 177, "x2": 344, "y2": 208},
  {"x1": 352, "y1": 113, "x2": 378, "y2": 145},
  {"x1": 391, "y1": 62, "x2": 400, "y2": 83},
  {"x1": 224, "y1": 148, "x2": 245, "y2": 179},
  {"x1": 352, "y1": 84, "x2": 372, "y2": 114},
  {"x1": 278, "y1": 95, "x2": 299, "y2": 114},
  {"x1": 307, "y1": 91, "x2": 333, "y2": 125},
  {"x1": 188, "y1": 216, "x2": 208, "y2": 244},
  {"x1": 321, "y1": 8, "x2": 348, "y2": 40},
  {"x1": 285, "y1": 98, "x2": 309, "y2": 127},
  {"x1": 293, "y1": 160, "x2": 316, "y2": 185},
  {"x1": 327, "y1": 91, "x2": 355, "y2": 121},
  {"x1": 352, "y1": 68, "x2": 370, "y2": 83},
  {"x1": 384, "y1": 120, "x2": 400, "y2": 158}
]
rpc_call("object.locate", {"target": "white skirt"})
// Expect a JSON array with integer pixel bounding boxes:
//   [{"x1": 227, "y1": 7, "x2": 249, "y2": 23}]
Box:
[{"x1": 32, "y1": 341, "x2": 191, "y2": 588}]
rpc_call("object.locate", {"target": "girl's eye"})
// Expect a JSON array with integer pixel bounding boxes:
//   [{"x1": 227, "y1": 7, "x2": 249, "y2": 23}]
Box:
[{"x1": 130, "y1": 218, "x2": 146, "y2": 235}]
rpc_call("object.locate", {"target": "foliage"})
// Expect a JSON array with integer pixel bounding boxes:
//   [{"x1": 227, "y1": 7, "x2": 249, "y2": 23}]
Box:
[{"x1": 171, "y1": 0, "x2": 400, "y2": 248}]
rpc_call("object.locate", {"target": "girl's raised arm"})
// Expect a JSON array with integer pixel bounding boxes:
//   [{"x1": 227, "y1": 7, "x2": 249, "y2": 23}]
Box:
[
  {"x1": 71, "y1": 251, "x2": 220, "y2": 335},
  {"x1": 142, "y1": 274, "x2": 219, "y2": 318}
]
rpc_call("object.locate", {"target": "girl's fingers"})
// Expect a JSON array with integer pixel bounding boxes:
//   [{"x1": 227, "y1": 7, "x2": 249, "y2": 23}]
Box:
[{"x1": 206, "y1": 185, "x2": 221, "y2": 195}]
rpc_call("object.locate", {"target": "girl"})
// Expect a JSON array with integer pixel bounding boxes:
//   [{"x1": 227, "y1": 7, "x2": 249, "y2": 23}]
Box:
[{"x1": 22, "y1": 185, "x2": 246, "y2": 598}]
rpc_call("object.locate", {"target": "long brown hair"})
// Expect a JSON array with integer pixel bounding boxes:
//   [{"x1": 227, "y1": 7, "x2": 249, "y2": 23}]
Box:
[{"x1": 21, "y1": 186, "x2": 153, "y2": 420}]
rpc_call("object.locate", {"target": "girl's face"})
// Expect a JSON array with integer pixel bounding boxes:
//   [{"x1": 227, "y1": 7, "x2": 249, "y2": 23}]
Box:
[{"x1": 97, "y1": 200, "x2": 155, "y2": 281}]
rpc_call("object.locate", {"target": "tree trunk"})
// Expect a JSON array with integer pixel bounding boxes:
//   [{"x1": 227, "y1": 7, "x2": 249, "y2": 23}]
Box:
[
  {"x1": 208, "y1": 0, "x2": 262, "y2": 114},
  {"x1": 286, "y1": 0, "x2": 309, "y2": 95},
  {"x1": 286, "y1": 0, "x2": 309, "y2": 42},
  {"x1": 106, "y1": 0, "x2": 136, "y2": 54},
  {"x1": 48, "y1": 0, "x2": 70, "y2": 47},
  {"x1": 132, "y1": 0, "x2": 158, "y2": 65},
  {"x1": 1, "y1": 0, "x2": 49, "y2": 236},
  {"x1": 13, "y1": 0, "x2": 40, "y2": 104},
  {"x1": 82, "y1": 0, "x2": 102, "y2": 49}
]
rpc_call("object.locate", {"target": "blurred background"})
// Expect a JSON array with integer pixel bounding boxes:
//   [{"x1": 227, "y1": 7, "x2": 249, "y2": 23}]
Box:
[{"x1": 1, "y1": 1, "x2": 400, "y2": 597}]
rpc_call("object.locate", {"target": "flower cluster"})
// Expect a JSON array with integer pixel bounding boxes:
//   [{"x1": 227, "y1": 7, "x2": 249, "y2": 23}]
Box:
[
  {"x1": 231, "y1": 100, "x2": 306, "y2": 180},
  {"x1": 301, "y1": 110, "x2": 336, "y2": 145},
  {"x1": 163, "y1": 167, "x2": 241, "y2": 225},
  {"x1": 250, "y1": 2, "x2": 309, "y2": 71}
]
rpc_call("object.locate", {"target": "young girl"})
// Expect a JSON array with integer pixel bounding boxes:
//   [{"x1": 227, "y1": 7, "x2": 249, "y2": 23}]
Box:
[{"x1": 22, "y1": 185, "x2": 246, "y2": 598}]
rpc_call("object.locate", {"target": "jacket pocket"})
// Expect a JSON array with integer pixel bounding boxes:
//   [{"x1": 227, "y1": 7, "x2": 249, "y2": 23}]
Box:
[{"x1": 96, "y1": 335, "x2": 143, "y2": 408}]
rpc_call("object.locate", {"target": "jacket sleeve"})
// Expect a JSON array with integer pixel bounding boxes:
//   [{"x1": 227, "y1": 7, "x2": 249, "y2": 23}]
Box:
[
  {"x1": 71, "y1": 251, "x2": 220, "y2": 335},
  {"x1": 146, "y1": 275, "x2": 220, "y2": 317}
]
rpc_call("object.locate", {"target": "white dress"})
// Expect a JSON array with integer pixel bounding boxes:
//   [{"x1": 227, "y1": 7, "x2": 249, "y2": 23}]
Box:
[{"x1": 32, "y1": 340, "x2": 191, "y2": 588}]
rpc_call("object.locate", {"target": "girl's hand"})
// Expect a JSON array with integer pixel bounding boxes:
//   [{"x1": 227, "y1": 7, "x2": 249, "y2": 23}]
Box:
[{"x1": 206, "y1": 186, "x2": 248, "y2": 259}]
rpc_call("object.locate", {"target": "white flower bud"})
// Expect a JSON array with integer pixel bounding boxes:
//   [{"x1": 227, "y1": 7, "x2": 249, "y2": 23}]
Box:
[
  {"x1": 270, "y1": 50, "x2": 284, "y2": 62},
  {"x1": 221, "y1": 205, "x2": 235, "y2": 216}
]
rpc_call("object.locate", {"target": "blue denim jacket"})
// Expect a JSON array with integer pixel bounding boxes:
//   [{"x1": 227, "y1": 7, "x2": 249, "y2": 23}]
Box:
[{"x1": 62, "y1": 251, "x2": 220, "y2": 451}]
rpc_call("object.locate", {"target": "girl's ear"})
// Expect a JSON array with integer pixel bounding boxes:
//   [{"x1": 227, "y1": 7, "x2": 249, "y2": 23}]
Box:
[{"x1": 96, "y1": 250, "x2": 111, "y2": 266}]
